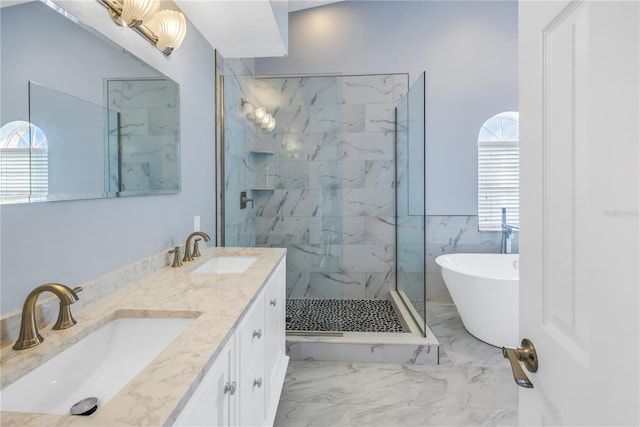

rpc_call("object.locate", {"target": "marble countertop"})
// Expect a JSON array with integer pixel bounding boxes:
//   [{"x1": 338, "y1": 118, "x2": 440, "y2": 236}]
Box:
[{"x1": 0, "y1": 246, "x2": 286, "y2": 427}]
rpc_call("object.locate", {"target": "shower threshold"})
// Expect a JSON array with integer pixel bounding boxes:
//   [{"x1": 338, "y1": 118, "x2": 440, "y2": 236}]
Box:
[{"x1": 286, "y1": 331, "x2": 343, "y2": 337}]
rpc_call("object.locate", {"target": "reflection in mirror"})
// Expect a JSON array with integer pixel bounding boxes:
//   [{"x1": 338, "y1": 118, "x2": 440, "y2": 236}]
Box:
[
  {"x1": 27, "y1": 82, "x2": 116, "y2": 202},
  {"x1": 105, "y1": 78, "x2": 180, "y2": 195},
  {"x1": 0, "y1": 120, "x2": 48, "y2": 203},
  {"x1": 0, "y1": 0, "x2": 180, "y2": 204}
]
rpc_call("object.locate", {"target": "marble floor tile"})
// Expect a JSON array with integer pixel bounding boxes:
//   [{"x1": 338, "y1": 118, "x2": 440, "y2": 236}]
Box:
[
  {"x1": 274, "y1": 400, "x2": 352, "y2": 426},
  {"x1": 274, "y1": 302, "x2": 518, "y2": 426},
  {"x1": 350, "y1": 403, "x2": 517, "y2": 427},
  {"x1": 280, "y1": 361, "x2": 413, "y2": 406}
]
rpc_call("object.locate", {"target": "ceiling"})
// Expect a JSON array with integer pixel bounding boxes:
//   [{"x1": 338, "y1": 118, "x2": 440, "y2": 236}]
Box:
[
  {"x1": 288, "y1": 0, "x2": 342, "y2": 12},
  {"x1": 176, "y1": 0, "x2": 344, "y2": 59},
  {"x1": 0, "y1": 0, "x2": 31, "y2": 7},
  {"x1": 175, "y1": 0, "x2": 286, "y2": 58}
]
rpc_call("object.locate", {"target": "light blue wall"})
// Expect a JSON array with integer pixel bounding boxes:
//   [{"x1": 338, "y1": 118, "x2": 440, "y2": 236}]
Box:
[
  {"x1": 255, "y1": 0, "x2": 518, "y2": 215},
  {"x1": 0, "y1": 1, "x2": 215, "y2": 314}
]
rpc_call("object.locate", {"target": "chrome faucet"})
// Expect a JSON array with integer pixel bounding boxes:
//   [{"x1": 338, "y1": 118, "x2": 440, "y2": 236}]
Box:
[
  {"x1": 13, "y1": 283, "x2": 80, "y2": 350},
  {"x1": 183, "y1": 231, "x2": 211, "y2": 262}
]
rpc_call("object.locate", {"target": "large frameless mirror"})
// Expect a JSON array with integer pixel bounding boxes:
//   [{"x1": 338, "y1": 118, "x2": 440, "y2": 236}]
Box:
[{"x1": 0, "y1": 0, "x2": 180, "y2": 204}]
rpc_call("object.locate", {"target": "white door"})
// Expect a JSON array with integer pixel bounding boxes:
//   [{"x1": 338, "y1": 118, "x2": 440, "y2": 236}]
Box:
[{"x1": 518, "y1": 0, "x2": 639, "y2": 425}]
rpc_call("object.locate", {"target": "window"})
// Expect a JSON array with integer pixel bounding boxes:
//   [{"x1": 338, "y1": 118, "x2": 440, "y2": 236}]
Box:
[
  {"x1": 0, "y1": 121, "x2": 48, "y2": 203},
  {"x1": 477, "y1": 111, "x2": 519, "y2": 231}
]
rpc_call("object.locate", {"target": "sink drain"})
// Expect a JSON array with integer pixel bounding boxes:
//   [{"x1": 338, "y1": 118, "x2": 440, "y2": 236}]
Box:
[{"x1": 70, "y1": 397, "x2": 98, "y2": 416}]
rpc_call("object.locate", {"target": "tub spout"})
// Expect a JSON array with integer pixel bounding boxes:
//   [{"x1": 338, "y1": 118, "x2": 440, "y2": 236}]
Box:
[{"x1": 500, "y1": 208, "x2": 519, "y2": 254}]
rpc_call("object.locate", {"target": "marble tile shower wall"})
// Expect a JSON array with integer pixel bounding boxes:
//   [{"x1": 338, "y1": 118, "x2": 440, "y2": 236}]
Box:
[
  {"x1": 223, "y1": 60, "x2": 260, "y2": 247},
  {"x1": 107, "y1": 79, "x2": 179, "y2": 192},
  {"x1": 425, "y1": 215, "x2": 519, "y2": 302},
  {"x1": 242, "y1": 74, "x2": 409, "y2": 300}
]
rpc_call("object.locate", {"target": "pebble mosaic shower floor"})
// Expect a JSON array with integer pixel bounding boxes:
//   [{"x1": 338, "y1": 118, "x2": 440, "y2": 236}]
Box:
[{"x1": 285, "y1": 299, "x2": 407, "y2": 333}]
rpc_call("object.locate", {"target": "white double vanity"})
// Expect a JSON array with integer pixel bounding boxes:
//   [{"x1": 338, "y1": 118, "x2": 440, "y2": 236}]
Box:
[
  {"x1": 174, "y1": 253, "x2": 287, "y2": 426},
  {"x1": 0, "y1": 247, "x2": 288, "y2": 426}
]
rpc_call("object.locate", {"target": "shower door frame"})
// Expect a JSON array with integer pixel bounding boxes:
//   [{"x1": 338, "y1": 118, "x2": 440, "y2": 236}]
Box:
[{"x1": 394, "y1": 72, "x2": 427, "y2": 336}]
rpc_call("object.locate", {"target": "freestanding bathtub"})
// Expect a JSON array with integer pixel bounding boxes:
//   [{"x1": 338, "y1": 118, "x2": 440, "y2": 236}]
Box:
[{"x1": 435, "y1": 253, "x2": 519, "y2": 348}]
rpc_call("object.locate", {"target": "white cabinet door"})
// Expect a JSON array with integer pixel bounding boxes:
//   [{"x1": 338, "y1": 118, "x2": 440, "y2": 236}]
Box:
[
  {"x1": 265, "y1": 257, "x2": 288, "y2": 425},
  {"x1": 238, "y1": 289, "x2": 267, "y2": 427},
  {"x1": 173, "y1": 336, "x2": 235, "y2": 427},
  {"x1": 267, "y1": 258, "x2": 286, "y2": 375}
]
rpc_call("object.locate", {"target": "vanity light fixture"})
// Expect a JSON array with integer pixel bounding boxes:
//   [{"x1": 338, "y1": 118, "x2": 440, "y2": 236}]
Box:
[
  {"x1": 98, "y1": 0, "x2": 187, "y2": 56},
  {"x1": 241, "y1": 99, "x2": 277, "y2": 133}
]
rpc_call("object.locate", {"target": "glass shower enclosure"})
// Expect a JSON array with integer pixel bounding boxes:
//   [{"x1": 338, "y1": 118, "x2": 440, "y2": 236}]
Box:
[{"x1": 221, "y1": 71, "x2": 427, "y2": 334}]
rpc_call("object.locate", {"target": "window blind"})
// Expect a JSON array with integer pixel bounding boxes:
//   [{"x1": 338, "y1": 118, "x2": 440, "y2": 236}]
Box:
[
  {"x1": 478, "y1": 141, "x2": 519, "y2": 231},
  {"x1": 0, "y1": 149, "x2": 48, "y2": 202}
]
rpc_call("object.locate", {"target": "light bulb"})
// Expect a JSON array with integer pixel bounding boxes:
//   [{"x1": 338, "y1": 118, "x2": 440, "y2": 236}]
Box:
[
  {"x1": 264, "y1": 117, "x2": 276, "y2": 132},
  {"x1": 260, "y1": 113, "x2": 272, "y2": 127},
  {"x1": 120, "y1": 0, "x2": 159, "y2": 27},
  {"x1": 242, "y1": 102, "x2": 254, "y2": 118},
  {"x1": 149, "y1": 10, "x2": 187, "y2": 55},
  {"x1": 254, "y1": 107, "x2": 266, "y2": 123}
]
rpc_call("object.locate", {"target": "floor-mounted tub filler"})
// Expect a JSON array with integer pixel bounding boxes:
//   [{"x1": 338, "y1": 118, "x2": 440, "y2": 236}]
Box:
[{"x1": 436, "y1": 253, "x2": 519, "y2": 348}]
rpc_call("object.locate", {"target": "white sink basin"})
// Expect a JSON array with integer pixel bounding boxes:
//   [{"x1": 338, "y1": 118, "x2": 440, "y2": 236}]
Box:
[
  {"x1": 192, "y1": 256, "x2": 258, "y2": 274},
  {"x1": 1, "y1": 316, "x2": 194, "y2": 415}
]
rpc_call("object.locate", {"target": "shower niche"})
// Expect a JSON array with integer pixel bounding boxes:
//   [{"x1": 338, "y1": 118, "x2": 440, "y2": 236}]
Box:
[{"x1": 248, "y1": 149, "x2": 275, "y2": 190}]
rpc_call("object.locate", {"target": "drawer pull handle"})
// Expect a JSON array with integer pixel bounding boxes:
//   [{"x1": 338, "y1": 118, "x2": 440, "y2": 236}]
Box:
[
  {"x1": 253, "y1": 377, "x2": 263, "y2": 388},
  {"x1": 224, "y1": 381, "x2": 237, "y2": 395},
  {"x1": 270, "y1": 299, "x2": 277, "y2": 306},
  {"x1": 253, "y1": 329, "x2": 262, "y2": 339}
]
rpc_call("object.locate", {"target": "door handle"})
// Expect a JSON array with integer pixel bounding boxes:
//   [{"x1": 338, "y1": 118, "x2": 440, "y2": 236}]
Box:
[{"x1": 502, "y1": 338, "x2": 538, "y2": 389}]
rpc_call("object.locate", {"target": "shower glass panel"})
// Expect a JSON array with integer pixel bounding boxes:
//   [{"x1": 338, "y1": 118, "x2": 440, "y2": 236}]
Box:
[
  {"x1": 395, "y1": 73, "x2": 426, "y2": 334},
  {"x1": 222, "y1": 74, "x2": 257, "y2": 248},
  {"x1": 223, "y1": 73, "x2": 408, "y2": 331}
]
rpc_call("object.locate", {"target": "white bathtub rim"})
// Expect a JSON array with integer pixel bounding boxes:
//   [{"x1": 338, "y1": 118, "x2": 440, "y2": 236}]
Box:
[{"x1": 435, "y1": 253, "x2": 519, "y2": 281}]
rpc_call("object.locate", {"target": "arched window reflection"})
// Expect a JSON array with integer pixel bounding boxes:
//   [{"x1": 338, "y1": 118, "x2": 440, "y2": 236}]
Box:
[{"x1": 0, "y1": 121, "x2": 48, "y2": 203}]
